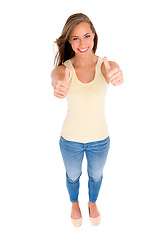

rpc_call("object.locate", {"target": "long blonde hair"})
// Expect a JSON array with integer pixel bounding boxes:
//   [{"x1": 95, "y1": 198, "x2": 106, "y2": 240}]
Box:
[{"x1": 54, "y1": 13, "x2": 98, "y2": 67}]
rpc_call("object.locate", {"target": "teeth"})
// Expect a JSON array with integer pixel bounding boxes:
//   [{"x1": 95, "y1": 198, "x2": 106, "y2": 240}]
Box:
[{"x1": 79, "y1": 48, "x2": 88, "y2": 52}]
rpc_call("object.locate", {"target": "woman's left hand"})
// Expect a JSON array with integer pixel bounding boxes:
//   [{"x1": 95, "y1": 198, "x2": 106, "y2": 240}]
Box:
[{"x1": 103, "y1": 56, "x2": 124, "y2": 86}]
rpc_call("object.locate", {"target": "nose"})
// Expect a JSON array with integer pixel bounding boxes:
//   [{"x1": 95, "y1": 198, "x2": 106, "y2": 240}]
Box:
[{"x1": 79, "y1": 38, "x2": 86, "y2": 48}]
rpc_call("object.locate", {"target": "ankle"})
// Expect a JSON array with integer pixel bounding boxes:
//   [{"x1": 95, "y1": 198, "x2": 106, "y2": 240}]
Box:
[
  {"x1": 88, "y1": 201, "x2": 100, "y2": 218},
  {"x1": 89, "y1": 201, "x2": 96, "y2": 207},
  {"x1": 71, "y1": 201, "x2": 82, "y2": 219},
  {"x1": 72, "y1": 201, "x2": 80, "y2": 207}
]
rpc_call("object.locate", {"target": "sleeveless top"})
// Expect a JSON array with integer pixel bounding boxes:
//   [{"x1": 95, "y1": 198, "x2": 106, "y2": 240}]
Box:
[{"x1": 61, "y1": 56, "x2": 109, "y2": 143}]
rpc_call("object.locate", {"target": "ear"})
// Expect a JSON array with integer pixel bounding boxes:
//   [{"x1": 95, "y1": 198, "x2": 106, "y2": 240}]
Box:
[{"x1": 92, "y1": 33, "x2": 95, "y2": 39}]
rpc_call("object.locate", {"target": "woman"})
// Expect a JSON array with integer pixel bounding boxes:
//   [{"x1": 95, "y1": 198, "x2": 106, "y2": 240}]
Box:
[{"x1": 51, "y1": 13, "x2": 124, "y2": 227}]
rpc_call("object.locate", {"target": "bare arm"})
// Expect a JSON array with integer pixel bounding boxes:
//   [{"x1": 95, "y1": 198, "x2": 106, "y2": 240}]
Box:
[
  {"x1": 51, "y1": 65, "x2": 66, "y2": 88},
  {"x1": 51, "y1": 65, "x2": 70, "y2": 99}
]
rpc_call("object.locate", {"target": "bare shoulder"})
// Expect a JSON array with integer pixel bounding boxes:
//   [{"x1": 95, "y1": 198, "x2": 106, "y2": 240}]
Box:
[{"x1": 51, "y1": 64, "x2": 66, "y2": 79}]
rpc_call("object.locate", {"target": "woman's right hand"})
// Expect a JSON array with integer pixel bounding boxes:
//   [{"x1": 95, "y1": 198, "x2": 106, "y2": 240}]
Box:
[{"x1": 54, "y1": 68, "x2": 70, "y2": 99}]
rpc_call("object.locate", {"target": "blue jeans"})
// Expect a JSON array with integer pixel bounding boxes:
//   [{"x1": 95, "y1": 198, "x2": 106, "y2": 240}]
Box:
[{"x1": 59, "y1": 136, "x2": 110, "y2": 203}]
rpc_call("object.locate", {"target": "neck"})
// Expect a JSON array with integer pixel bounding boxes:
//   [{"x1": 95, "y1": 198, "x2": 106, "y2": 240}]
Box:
[{"x1": 72, "y1": 52, "x2": 97, "y2": 68}]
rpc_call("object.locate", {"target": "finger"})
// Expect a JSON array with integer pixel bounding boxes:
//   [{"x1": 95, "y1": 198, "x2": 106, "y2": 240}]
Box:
[
  {"x1": 54, "y1": 87, "x2": 68, "y2": 95},
  {"x1": 54, "y1": 89, "x2": 66, "y2": 98},
  {"x1": 114, "y1": 79, "x2": 124, "y2": 86},
  {"x1": 64, "y1": 67, "x2": 70, "y2": 86},
  {"x1": 57, "y1": 81, "x2": 68, "y2": 90},
  {"x1": 111, "y1": 76, "x2": 123, "y2": 85},
  {"x1": 56, "y1": 83, "x2": 68, "y2": 92},
  {"x1": 112, "y1": 77, "x2": 124, "y2": 86},
  {"x1": 54, "y1": 92, "x2": 65, "y2": 99},
  {"x1": 108, "y1": 68, "x2": 119, "y2": 79},
  {"x1": 103, "y1": 56, "x2": 111, "y2": 73},
  {"x1": 110, "y1": 71, "x2": 122, "y2": 81}
]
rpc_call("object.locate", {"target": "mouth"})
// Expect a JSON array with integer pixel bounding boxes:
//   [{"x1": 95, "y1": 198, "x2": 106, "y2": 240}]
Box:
[{"x1": 78, "y1": 47, "x2": 89, "y2": 53}]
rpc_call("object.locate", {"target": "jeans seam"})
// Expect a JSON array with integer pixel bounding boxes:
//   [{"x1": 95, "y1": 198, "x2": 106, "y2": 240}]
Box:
[{"x1": 90, "y1": 177, "x2": 92, "y2": 202}]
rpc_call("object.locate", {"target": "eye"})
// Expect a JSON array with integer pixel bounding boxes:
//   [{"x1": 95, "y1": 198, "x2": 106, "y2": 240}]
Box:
[
  {"x1": 73, "y1": 37, "x2": 79, "y2": 41},
  {"x1": 85, "y1": 35, "x2": 91, "y2": 38}
]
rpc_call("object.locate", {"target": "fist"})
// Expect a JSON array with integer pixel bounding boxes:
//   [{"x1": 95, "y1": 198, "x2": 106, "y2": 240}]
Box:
[
  {"x1": 54, "y1": 68, "x2": 70, "y2": 99},
  {"x1": 103, "y1": 56, "x2": 124, "y2": 86}
]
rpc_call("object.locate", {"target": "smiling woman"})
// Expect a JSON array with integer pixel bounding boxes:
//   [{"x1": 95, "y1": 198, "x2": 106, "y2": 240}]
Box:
[
  {"x1": 68, "y1": 22, "x2": 95, "y2": 56},
  {"x1": 54, "y1": 13, "x2": 98, "y2": 66},
  {"x1": 51, "y1": 13, "x2": 124, "y2": 227}
]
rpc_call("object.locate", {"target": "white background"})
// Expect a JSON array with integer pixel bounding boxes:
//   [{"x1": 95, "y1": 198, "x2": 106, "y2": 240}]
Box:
[{"x1": 0, "y1": 0, "x2": 165, "y2": 239}]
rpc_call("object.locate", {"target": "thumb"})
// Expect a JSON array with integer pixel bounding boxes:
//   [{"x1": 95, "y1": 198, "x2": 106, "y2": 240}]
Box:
[
  {"x1": 64, "y1": 67, "x2": 70, "y2": 87},
  {"x1": 103, "y1": 56, "x2": 111, "y2": 73}
]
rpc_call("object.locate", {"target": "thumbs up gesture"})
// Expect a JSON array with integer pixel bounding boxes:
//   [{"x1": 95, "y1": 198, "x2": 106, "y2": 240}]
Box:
[
  {"x1": 54, "y1": 68, "x2": 70, "y2": 99},
  {"x1": 103, "y1": 56, "x2": 124, "y2": 86}
]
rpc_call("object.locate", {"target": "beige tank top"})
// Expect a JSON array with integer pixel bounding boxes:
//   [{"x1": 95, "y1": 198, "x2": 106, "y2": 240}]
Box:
[{"x1": 61, "y1": 56, "x2": 109, "y2": 143}]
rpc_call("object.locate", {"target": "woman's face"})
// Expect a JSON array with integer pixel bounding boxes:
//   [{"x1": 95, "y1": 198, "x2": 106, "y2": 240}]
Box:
[{"x1": 69, "y1": 22, "x2": 95, "y2": 57}]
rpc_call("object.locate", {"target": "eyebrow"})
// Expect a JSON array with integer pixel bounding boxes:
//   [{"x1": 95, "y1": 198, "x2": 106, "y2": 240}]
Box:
[{"x1": 71, "y1": 33, "x2": 91, "y2": 38}]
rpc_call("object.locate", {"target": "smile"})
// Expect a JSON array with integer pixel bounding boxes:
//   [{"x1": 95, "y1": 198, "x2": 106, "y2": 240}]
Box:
[{"x1": 78, "y1": 48, "x2": 89, "y2": 53}]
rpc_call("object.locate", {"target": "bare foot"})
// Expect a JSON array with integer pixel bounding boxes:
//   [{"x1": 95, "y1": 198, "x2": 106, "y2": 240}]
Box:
[
  {"x1": 71, "y1": 201, "x2": 82, "y2": 219},
  {"x1": 88, "y1": 202, "x2": 100, "y2": 218}
]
